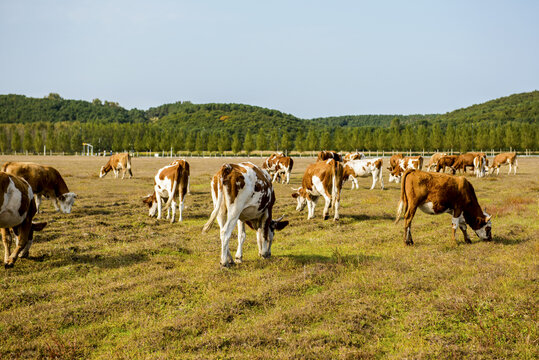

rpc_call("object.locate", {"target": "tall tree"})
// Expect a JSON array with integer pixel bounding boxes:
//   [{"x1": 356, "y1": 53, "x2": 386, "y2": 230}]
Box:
[
  {"x1": 11, "y1": 130, "x2": 21, "y2": 152},
  {"x1": 231, "y1": 133, "x2": 242, "y2": 154},
  {"x1": 244, "y1": 131, "x2": 255, "y2": 155},
  {"x1": 256, "y1": 128, "x2": 267, "y2": 151}
]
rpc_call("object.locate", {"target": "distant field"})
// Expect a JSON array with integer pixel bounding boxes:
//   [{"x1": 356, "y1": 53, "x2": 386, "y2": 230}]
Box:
[{"x1": 0, "y1": 155, "x2": 537, "y2": 359}]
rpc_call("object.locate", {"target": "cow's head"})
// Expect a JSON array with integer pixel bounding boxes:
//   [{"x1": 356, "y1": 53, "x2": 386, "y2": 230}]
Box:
[
  {"x1": 388, "y1": 167, "x2": 403, "y2": 183},
  {"x1": 261, "y1": 215, "x2": 289, "y2": 258},
  {"x1": 143, "y1": 193, "x2": 158, "y2": 217},
  {"x1": 57, "y1": 192, "x2": 77, "y2": 214},
  {"x1": 474, "y1": 210, "x2": 492, "y2": 241},
  {"x1": 291, "y1": 187, "x2": 308, "y2": 211},
  {"x1": 99, "y1": 166, "x2": 108, "y2": 178}
]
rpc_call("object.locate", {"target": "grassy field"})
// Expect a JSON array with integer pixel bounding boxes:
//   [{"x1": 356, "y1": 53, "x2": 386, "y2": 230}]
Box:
[{"x1": 0, "y1": 155, "x2": 537, "y2": 359}]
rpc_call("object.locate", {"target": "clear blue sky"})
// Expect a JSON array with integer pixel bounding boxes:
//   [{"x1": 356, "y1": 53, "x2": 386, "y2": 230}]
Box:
[{"x1": 1, "y1": 0, "x2": 537, "y2": 118}]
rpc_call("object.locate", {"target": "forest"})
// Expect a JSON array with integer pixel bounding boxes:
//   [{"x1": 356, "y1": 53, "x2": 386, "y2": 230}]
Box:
[{"x1": 0, "y1": 91, "x2": 537, "y2": 154}]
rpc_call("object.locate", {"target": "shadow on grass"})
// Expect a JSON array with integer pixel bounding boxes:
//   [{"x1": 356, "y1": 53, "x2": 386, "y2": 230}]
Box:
[
  {"x1": 281, "y1": 253, "x2": 380, "y2": 265},
  {"x1": 490, "y1": 235, "x2": 528, "y2": 245},
  {"x1": 79, "y1": 209, "x2": 113, "y2": 216},
  {"x1": 340, "y1": 213, "x2": 394, "y2": 221},
  {"x1": 50, "y1": 252, "x2": 149, "y2": 269}
]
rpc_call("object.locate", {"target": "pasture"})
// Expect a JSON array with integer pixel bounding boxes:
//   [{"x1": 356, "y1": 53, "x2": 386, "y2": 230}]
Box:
[{"x1": 1, "y1": 155, "x2": 537, "y2": 359}]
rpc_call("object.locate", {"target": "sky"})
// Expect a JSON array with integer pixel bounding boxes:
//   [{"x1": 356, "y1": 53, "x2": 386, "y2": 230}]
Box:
[{"x1": 1, "y1": 0, "x2": 538, "y2": 119}]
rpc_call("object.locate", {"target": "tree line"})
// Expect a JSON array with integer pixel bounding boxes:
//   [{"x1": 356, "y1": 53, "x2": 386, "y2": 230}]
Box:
[{"x1": 0, "y1": 119, "x2": 536, "y2": 155}]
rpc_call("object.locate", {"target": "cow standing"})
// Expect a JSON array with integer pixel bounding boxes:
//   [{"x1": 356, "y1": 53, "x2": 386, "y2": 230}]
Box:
[
  {"x1": 317, "y1": 151, "x2": 342, "y2": 162},
  {"x1": 435, "y1": 155, "x2": 458, "y2": 174},
  {"x1": 426, "y1": 152, "x2": 447, "y2": 172},
  {"x1": 343, "y1": 151, "x2": 365, "y2": 162},
  {"x1": 143, "y1": 160, "x2": 190, "y2": 223},
  {"x1": 261, "y1": 153, "x2": 294, "y2": 184},
  {"x1": 291, "y1": 159, "x2": 344, "y2": 221},
  {"x1": 1, "y1": 162, "x2": 77, "y2": 214},
  {"x1": 202, "y1": 162, "x2": 288, "y2": 267},
  {"x1": 490, "y1": 152, "x2": 518, "y2": 175},
  {"x1": 99, "y1": 153, "x2": 133, "y2": 179},
  {"x1": 343, "y1": 158, "x2": 384, "y2": 190},
  {"x1": 395, "y1": 169, "x2": 492, "y2": 245},
  {"x1": 0, "y1": 172, "x2": 47, "y2": 268},
  {"x1": 388, "y1": 156, "x2": 423, "y2": 183}
]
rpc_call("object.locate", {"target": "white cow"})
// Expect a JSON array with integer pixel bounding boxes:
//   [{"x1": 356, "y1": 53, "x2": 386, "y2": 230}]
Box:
[{"x1": 343, "y1": 158, "x2": 384, "y2": 190}]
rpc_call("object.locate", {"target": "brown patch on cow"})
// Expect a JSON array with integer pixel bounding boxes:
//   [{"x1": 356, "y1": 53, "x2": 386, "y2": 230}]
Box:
[
  {"x1": 374, "y1": 159, "x2": 383, "y2": 169},
  {"x1": 389, "y1": 153, "x2": 404, "y2": 170},
  {"x1": 219, "y1": 164, "x2": 246, "y2": 203},
  {"x1": 492, "y1": 152, "x2": 517, "y2": 168},
  {"x1": 301, "y1": 159, "x2": 343, "y2": 199},
  {"x1": 2, "y1": 162, "x2": 70, "y2": 198},
  {"x1": 436, "y1": 155, "x2": 458, "y2": 173},
  {"x1": 317, "y1": 151, "x2": 342, "y2": 162}
]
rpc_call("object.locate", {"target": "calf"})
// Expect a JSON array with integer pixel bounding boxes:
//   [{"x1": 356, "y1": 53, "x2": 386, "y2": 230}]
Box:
[
  {"x1": 317, "y1": 150, "x2": 342, "y2": 162},
  {"x1": 426, "y1": 152, "x2": 447, "y2": 172},
  {"x1": 395, "y1": 169, "x2": 492, "y2": 245},
  {"x1": 202, "y1": 162, "x2": 288, "y2": 267},
  {"x1": 261, "y1": 153, "x2": 294, "y2": 184},
  {"x1": 435, "y1": 155, "x2": 458, "y2": 174},
  {"x1": 143, "y1": 159, "x2": 190, "y2": 223},
  {"x1": 388, "y1": 156, "x2": 423, "y2": 183},
  {"x1": 1, "y1": 162, "x2": 77, "y2": 213},
  {"x1": 343, "y1": 151, "x2": 365, "y2": 162},
  {"x1": 343, "y1": 158, "x2": 384, "y2": 190},
  {"x1": 1, "y1": 172, "x2": 47, "y2": 268},
  {"x1": 99, "y1": 153, "x2": 133, "y2": 179},
  {"x1": 291, "y1": 159, "x2": 344, "y2": 220},
  {"x1": 490, "y1": 152, "x2": 517, "y2": 175}
]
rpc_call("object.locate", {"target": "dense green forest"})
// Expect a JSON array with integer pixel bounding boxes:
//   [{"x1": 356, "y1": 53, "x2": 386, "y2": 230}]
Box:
[{"x1": 0, "y1": 91, "x2": 537, "y2": 154}]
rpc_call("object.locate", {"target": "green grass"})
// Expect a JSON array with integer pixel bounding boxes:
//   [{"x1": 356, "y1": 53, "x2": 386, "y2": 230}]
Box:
[{"x1": 0, "y1": 155, "x2": 537, "y2": 359}]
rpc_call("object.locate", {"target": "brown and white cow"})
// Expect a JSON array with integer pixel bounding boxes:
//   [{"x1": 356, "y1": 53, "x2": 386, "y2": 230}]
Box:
[
  {"x1": 435, "y1": 155, "x2": 458, "y2": 174},
  {"x1": 261, "y1": 153, "x2": 294, "y2": 184},
  {"x1": 1, "y1": 162, "x2": 77, "y2": 214},
  {"x1": 343, "y1": 158, "x2": 384, "y2": 190},
  {"x1": 395, "y1": 169, "x2": 492, "y2": 245},
  {"x1": 317, "y1": 150, "x2": 342, "y2": 162},
  {"x1": 426, "y1": 152, "x2": 447, "y2": 172},
  {"x1": 343, "y1": 151, "x2": 366, "y2": 162},
  {"x1": 291, "y1": 159, "x2": 344, "y2": 221},
  {"x1": 388, "y1": 156, "x2": 423, "y2": 183},
  {"x1": 99, "y1": 153, "x2": 133, "y2": 179},
  {"x1": 1, "y1": 172, "x2": 47, "y2": 268},
  {"x1": 452, "y1": 152, "x2": 486, "y2": 174},
  {"x1": 388, "y1": 153, "x2": 404, "y2": 171},
  {"x1": 143, "y1": 159, "x2": 190, "y2": 223},
  {"x1": 202, "y1": 162, "x2": 288, "y2": 267},
  {"x1": 490, "y1": 152, "x2": 517, "y2": 175},
  {"x1": 473, "y1": 155, "x2": 487, "y2": 178}
]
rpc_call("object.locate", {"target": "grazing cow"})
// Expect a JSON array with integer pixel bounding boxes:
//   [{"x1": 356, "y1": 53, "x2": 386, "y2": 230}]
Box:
[
  {"x1": 435, "y1": 155, "x2": 458, "y2": 174},
  {"x1": 1, "y1": 172, "x2": 47, "y2": 268},
  {"x1": 490, "y1": 152, "x2": 518, "y2": 175},
  {"x1": 99, "y1": 153, "x2": 133, "y2": 179},
  {"x1": 343, "y1": 151, "x2": 366, "y2": 162},
  {"x1": 202, "y1": 162, "x2": 288, "y2": 267},
  {"x1": 261, "y1": 153, "x2": 294, "y2": 184},
  {"x1": 426, "y1": 152, "x2": 447, "y2": 172},
  {"x1": 473, "y1": 155, "x2": 487, "y2": 178},
  {"x1": 1, "y1": 162, "x2": 77, "y2": 214},
  {"x1": 317, "y1": 151, "x2": 342, "y2": 162},
  {"x1": 395, "y1": 169, "x2": 492, "y2": 245},
  {"x1": 291, "y1": 159, "x2": 344, "y2": 221},
  {"x1": 388, "y1": 153, "x2": 404, "y2": 171},
  {"x1": 143, "y1": 159, "x2": 190, "y2": 223},
  {"x1": 388, "y1": 156, "x2": 423, "y2": 183},
  {"x1": 343, "y1": 158, "x2": 384, "y2": 190},
  {"x1": 453, "y1": 152, "x2": 486, "y2": 174}
]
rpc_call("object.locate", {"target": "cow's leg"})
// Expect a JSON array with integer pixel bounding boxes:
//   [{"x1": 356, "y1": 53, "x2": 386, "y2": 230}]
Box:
[
  {"x1": 235, "y1": 221, "x2": 246, "y2": 263},
  {"x1": 2, "y1": 228, "x2": 12, "y2": 264},
  {"x1": 170, "y1": 199, "x2": 177, "y2": 223},
  {"x1": 156, "y1": 193, "x2": 163, "y2": 220},
  {"x1": 369, "y1": 173, "x2": 377, "y2": 190},
  {"x1": 379, "y1": 170, "x2": 385, "y2": 190},
  {"x1": 514, "y1": 160, "x2": 518, "y2": 175},
  {"x1": 333, "y1": 192, "x2": 340, "y2": 221},
  {"x1": 307, "y1": 198, "x2": 316, "y2": 219},
  {"x1": 220, "y1": 210, "x2": 240, "y2": 267},
  {"x1": 19, "y1": 237, "x2": 33, "y2": 258},
  {"x1": 322, "y1": 193, "x2": 332, "y2": 220},
  {"x1": 187, "y1": 178, "x2": 191, "y2": 194},
  {"x1": 508, "y1": 162, "x2": 512, "y2": 175},
  {"x1": 34, "y1": 194, "x2": 42, "y2": 213},
  {"x1": 256, "y1": 214, "x2": 271, "y2": 258},
  {"x1": 351, "y1": 176, "x2": 359, "y2": 190},
  {"x1": 271, "y1": 172, "x2": 279, "y2": 183},
  {"x1": 403, "y1": 204, "x2": 417, "y2": 245},
  {"x1": 4, "y1": 226, "x2": 30, "y2": 268},
  {"x1": 178, "y1": 193, "x2": 184, "y2": 222},
  {"x1": 460, "y1": 222, "x2": 471, "y2": 244},
  {"x1": 285, "y1": 170, "x2": 290, "y2": 184}
]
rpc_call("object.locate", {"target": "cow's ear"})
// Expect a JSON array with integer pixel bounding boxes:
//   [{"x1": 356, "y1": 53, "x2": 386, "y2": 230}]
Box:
[
  {"x1": 485, "y1": 215, "x2": 492, "y2": 222},
  {"x1": 58, "y1": 194, "x2": 65, "y2": 201},
  {"x1": 274, "y1": 220, "x2": 289, "y2": 231},
  {"x1": 31, "y1": 222, "x2": 47, "y2": 231},
  {"x1": 291, "y1": 193, "x2": 299, "y2": 198},
  {"x1": 142, "y1": 195, "x2": 152, "y2": 204}
]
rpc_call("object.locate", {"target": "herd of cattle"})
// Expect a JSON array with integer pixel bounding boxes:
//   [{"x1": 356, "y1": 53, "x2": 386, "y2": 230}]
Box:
[{"x1": 0, "y1": 150, "x2": 517, "y2": 267}]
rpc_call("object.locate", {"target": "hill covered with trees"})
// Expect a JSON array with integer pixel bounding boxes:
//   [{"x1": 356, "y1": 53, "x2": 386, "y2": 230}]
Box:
[{"x1": 0, "y1": 91, "x2": 537, "y2": 154}]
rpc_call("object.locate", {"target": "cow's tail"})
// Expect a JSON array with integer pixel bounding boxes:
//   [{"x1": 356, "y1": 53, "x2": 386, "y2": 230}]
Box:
[
  {"x1": 377, "y1": 159, "x2": 384, "y2": 184},
  {"x1": 127, "y1": 155, "x2": 133, "y2": 177},
  {"x1": 202, "y1": 167, "x2": 227, "y2": 233},
  {"x1": 331, "y1": 160, "x2": 343, "y2": 206},
  {"x1": 395, "y1": 169, "x2": 412, "y2": 224}
]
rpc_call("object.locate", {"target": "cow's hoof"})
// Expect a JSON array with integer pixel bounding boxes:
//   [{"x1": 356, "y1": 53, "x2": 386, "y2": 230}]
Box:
[
  {"x1": 260, "y1": 253, "x2": 271, "y2": 259},
  {"x1": 220, "y1": 262, "x2": 234, "y2": 268},
  {"x1": 4, "y1": 263, "x2": 14, "y2": 269},
  {"x1": 19, "y1": 252, "x2": 29, "y2": 259},
  {"x1": 323, "y1": 215, "x2": 329, "y2": 220},
  {"x1": 405, "y1": 240, "x2": 414, "y2": 246},
  {"x1": 465, "y1": 239, "x2": 472, "y2": 244},
  {"x1": 234, "y1": 257, "x2": 243, "y2": 264}
]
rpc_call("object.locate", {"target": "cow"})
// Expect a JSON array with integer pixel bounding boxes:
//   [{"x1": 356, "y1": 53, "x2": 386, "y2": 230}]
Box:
[
  {"x1": 261, "y1": 153, "x2": 294, "y2": 184},
  {"x1": 395, "y1": 169, "x2": 492, "y2": 245},
  {"x1": 99, "y1": 153, "x2": 133, "y2": 179},
  {"x1": 453, "y1": 152, "x2": 487, "y2": 174},
  {"x1": 1, "y1": 172, "x2": 47, "y2": 268},
  {"x1": 291, "y1": 159, "x2": 344, "y2": 221},
  {"x1": 143, "y1": 159, "x2": 190, "y2": 223},
  {"x1": 388, "y1": 153, "x2": 404, "y2": 171},
  {"x1": 1, "y1": 162, "x2": 77, "y2": 214},
  {"x1": 317, "y1": 151, "x2": 342, "y2": 162},
  {"x1": 473, "y1": 155, "x2": 487, "y2": 178},
  {"x1": 426, "y1": 152, "x2": 447, "y2": 172},
  {"x1": 343, "y1": 151, "x2": 365, "y2": 162},
  {"x1": 490, "y1": 152, "x2": 518, "y2": 175},
  {"x1": 343, "y1": 158, "x2": 384, "y2": 190},
  {"x1": 388, "y1": 156, "x2": 423, "y2": 183},
  {"x1": 202, "y1": 162, "x2": 288, "y2": 267},
  {"x1": 435, "y1": 155, "x2": 458, "y2": 174}
]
